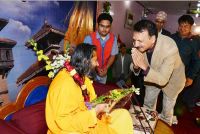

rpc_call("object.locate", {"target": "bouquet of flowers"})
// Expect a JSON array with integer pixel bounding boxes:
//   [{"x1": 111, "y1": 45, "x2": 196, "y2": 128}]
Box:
[{"x1": 92, "y1": 86, "x2": 139, "y2": 112}]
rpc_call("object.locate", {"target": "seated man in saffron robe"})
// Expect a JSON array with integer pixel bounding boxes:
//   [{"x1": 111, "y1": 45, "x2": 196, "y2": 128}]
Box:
[{"x1": 45, "y1": 43, "x2": 133, "y2": 134}]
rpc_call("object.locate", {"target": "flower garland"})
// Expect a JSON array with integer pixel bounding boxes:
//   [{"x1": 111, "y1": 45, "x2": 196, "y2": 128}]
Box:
[
  {"x1": 28, "y1": 39, "x2": 91, "y2": 107},
  {"x1": 64, "y1": 60, "x2": 90, "y2": 102},
  {"x1": 28, "y1": 39, "x2": 70, "y2": 78}
]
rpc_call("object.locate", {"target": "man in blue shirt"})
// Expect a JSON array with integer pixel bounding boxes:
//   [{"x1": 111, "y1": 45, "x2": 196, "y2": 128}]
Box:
[
  {"x1": 171, "y1": 15, "x2": 200, "y2": 111},
  {"x1": 84, "y1": 13, "x2": 118, "y2": 84}
]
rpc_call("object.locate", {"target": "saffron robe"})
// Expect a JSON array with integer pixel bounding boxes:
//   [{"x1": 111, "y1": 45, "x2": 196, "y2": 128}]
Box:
[{"x1": 46, "y1": 69, "x2": 133, "y2": 134}]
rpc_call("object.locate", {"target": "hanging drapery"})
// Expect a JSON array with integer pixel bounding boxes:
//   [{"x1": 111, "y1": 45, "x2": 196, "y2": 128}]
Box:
[{"x1": 64, "y1": 1, "x2": 94, "y2": 52}]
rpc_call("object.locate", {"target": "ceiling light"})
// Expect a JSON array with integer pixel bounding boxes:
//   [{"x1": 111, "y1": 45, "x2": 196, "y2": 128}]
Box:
[
  {"x1": 125, "y1": 1, "x2": 130, "y2": 8},
  {"x1": 195, "y1": 14, "x2": 199, "y2": 18},
  {"x1": 197, "y1": 3, "x2": 200, "y2": 7},
  {"x1": 110, "y1": 10, "x2": 114, "y2": 16}
]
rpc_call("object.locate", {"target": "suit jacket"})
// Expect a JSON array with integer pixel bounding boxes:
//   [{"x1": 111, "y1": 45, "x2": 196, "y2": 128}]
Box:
[
  {"x1": 161, "y1": 29, "x2": 171, "y2": 37},
  {"x1": 171, "y1": 33, "x2": 200, "y2": 80},
  {"x1": 112, "y1": 53, "x2": 132, "y2": 81},
  {"x1": 132, "y1": 34, "x2": 186, "y2": 99}
]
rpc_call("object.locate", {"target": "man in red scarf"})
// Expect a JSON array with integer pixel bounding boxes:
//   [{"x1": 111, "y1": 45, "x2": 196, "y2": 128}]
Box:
[{"x1": 84, "y1": 13, "x2": 118, "y2": 84}]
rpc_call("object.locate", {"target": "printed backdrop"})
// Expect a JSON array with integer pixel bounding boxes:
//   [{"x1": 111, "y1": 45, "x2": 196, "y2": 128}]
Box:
[{"x1": 0, "y1": 1, "x2": 96, "y2": 101}]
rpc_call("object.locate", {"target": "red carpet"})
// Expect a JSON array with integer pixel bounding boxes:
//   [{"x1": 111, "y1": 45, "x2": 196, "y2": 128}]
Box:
[
  {"x1": 173, "y1": 105, "x2": 200, "y2": 134},
  {"x1": 155, "y1": 92, "x2": 200, "y2": 134}
]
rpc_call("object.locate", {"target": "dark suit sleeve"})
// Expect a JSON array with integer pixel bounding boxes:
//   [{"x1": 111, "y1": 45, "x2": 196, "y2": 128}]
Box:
[
  {"x1": 187, "y1": 39, "x2": 200, "y2": 80},
  {"x1": 126, "y1": 54, "x2": 133, "y2": 79},
  {"x1": 162, "y1": 29, "x2": 171, "y2": 37}
]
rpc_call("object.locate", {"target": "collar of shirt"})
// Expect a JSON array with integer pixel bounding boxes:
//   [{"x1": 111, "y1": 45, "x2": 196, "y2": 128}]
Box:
[
  {"x1": 147, "y1": 33, "x2": 160, "y2": 53},
  {"x1": 158, "y1": 29, "x2": 162, "y2": 34},
  {"x1": 121, "y1": 54, "x2": 125, "y2": 58},
  {"x1": 147, "y1": 44, "x2": 155, "y2": 53},
  {"x1": 96, "y1": 32, "x2": 110, "y2": 41},
  {"x1": 121, "y1": 54, "x2": 125, "y2": 73},
  {"x1": 177, "y1": 32, "x2": 193, "y2": 40},
  {"x1": 96, "y1": 32, "x2": 111, "y2": 48},
  {"x1": 146, "y1": 41, "x2": 156, "y2": 64}
]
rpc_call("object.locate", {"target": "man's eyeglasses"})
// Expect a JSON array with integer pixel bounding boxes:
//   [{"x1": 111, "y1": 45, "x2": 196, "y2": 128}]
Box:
[{"x1": 99, "y1": 24, "x2": 111, "y2": 29}]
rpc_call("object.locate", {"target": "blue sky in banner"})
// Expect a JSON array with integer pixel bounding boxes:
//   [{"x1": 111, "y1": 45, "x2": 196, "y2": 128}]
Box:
[{"x1": 0, "y1": 1, "x2": 74, "y2": 101}]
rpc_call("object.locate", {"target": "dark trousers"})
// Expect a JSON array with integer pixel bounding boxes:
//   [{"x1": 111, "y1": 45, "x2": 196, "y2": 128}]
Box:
[
  {"x1": 130, "y1": 72, "x2": 163, "y2": 112},
  {"x1": 130, "y1": 72, "x2": 145, "y2": 106},
  {"x1": 182, "y1": 74, "x2": 200, "y2": 109},
  {"x1": 113, "y1": 73, "x2": 125, "y2": 82}
]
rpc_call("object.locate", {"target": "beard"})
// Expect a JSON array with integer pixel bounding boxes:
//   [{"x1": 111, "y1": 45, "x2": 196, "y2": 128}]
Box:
[{"x1": 86, "y1": 66, "x2": 97, "y2": 80}]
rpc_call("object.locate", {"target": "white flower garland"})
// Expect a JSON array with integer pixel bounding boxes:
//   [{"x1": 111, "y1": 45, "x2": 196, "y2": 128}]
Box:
[{"x1": 28, "y1": 39, "x2": 71, "y2": 78}]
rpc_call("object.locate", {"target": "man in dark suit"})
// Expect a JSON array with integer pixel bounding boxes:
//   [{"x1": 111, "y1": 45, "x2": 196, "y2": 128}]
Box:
[
  {"x1": 171, "y1": 15, "x2": 200, "y2": 112},
  {"x1": 155, "y1": 11, "x2": 171, "y2": 37},
  {"x1": 112, "y1": 43, "x2": 132, "y2": 88}
]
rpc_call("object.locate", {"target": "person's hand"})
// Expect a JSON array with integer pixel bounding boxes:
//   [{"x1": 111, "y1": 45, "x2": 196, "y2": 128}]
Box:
[
  {"x1": 95, "y1": 103, "x2": 109, "y2": 115},
  {"x1": 131, "y1": 48, "x2": 148, "y2": 70},
  {"x1": 97, "y1": 68, "x2": 104, "y2": 77},
  {"x1": 97, "y1": 68, "x2": 103, "y2": 76},
  {"x1": 185, "y1": 77, "x2": 193, "y2": 87},
  {"x1": 97, "y1": 68, "x2": 107, "y2": 77},
  {"x1": 101, "y1": 67, "x2": 108, "y2": 76}
]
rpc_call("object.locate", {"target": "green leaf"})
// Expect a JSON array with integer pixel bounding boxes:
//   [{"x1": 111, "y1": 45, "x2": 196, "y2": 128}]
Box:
[{"x1": 149, "y1": 118, "x2": 155, "y2": 121}]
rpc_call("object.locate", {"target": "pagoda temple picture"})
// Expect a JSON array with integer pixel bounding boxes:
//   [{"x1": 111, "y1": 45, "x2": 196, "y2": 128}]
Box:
[
  {"x1": 0, "y1": 18, "x2": 16, "y2": 106},
  {"x1": 17, "y1": 21, "x2": 65, "y2": 85},
  {"x1": 0, "y1": 1, "x2": 76, "y2": 102}
]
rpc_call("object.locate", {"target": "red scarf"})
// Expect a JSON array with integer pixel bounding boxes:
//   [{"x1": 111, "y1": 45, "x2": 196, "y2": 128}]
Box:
[{"x1": 64, "y1": 61, "x2": 90, "y2": 102}]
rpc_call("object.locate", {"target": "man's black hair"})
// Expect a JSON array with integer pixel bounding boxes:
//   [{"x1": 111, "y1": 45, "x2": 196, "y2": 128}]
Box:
[
  {"x1": 178, "y1": 14, "x2": 194, "y2": 25},
  {"x1": 97, "y1": 13, "x2": 113, "y2": 24},
  {"x1": 119, "y1": 43, "x2": 126, "y2": 49},
  {"x1": 133, "y1": 19, "x2": 158, "y2": 38}
]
